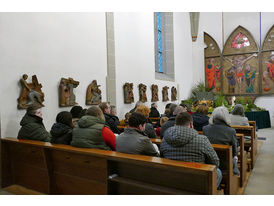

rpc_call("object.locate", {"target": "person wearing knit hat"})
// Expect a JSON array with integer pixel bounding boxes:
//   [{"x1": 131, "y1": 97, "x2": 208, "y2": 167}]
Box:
[{"x1": 50, "y1": 111, "x2": 73, "y2": 145}]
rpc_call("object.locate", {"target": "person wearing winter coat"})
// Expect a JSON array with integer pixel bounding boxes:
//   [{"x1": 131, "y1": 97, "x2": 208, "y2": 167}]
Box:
[
  {"x1": 116, "y1": 112, "x2": 159, "y2": 156},
  {"x1": 50, "y1": 111, "x2": 73, "y2": 145},
  {"x1": 192, "y1": 104, "x2": 209, "y2": 131},
  {"x1": 230, "y1": 104, "x2": 249, "y2": 126},
  {"x1": 149, "y1": 103, "x2": 160, "y2": 118},
  {"x1": 17, "y1": 104, "x2": 51, "y2": 142},
  {"x1": 71, "y1": 106, "x2": 116, "y2": 150},
  {"x1": 99, "y1": 102, "x2": 121, "y2": 134},
  {"x1": 160, "y1": 112, "x2": 222, "y2": 187}
]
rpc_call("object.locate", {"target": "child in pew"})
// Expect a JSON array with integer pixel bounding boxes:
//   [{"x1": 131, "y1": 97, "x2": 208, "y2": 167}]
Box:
[
  {"x1": 203, "y1": 106, "x2": 240, "y2": 175},
  {"x1": 71, "y1": 106, "x2": 116, "y2": 150},
  {"x1": 50, "y1": 111, "x2": 74, "y2": 145},
  {"x1": 119, "y1": 112, "x2": 131, "y2": 126},
  {"x1": 17, "y1": 104, "x2": 51, "y2": 142}
]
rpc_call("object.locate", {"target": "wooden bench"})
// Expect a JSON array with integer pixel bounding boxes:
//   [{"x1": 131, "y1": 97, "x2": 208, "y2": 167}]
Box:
[
  {"x1": 151, "y1": 136, "x2": 245, "y2": 194},
  {"x1": 231, "y1": 125, "x2": 257, "y2": 170},
  {"x1": 1, "y1": 137, "x2": 218, "y2": 195},
  {"x1": 197, "y1": 131, "x2": 247, "y2": 187}
]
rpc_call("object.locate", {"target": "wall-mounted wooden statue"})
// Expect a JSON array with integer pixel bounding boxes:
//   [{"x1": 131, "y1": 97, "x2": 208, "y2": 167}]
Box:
[
  {"x1": 151, "y1": 84, "x2": 159, "y2": 102},
  {"x1": 18, "y1": 74, "x2": 45, "y2": 109},
  {"x1": 162, "y1": 86, "x2": 169, "y2": 102},
  {"x1": 171, "y1": 86, "x2": 177, "y2": 101},
  {"x1": 123, "y1": 82, "x2": 134, "y2": 104},
  {"x1": 86, "y1": 80, "x2": 102, "y2": 105},
  {"x1": 138, "y1": 83, "x2": 147, "y2": 103},
  {"x1": 59, "y1": 77, "x2": 79, "y2": 107}
]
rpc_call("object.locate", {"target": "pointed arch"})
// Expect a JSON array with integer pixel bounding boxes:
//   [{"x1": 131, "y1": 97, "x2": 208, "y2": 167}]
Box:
[
  {"x1": 261, "y1": 25, "x2": 274, "y2": 94},
  {"x1": 204, "y1": 32, "x2": 222, "y2": 93}
]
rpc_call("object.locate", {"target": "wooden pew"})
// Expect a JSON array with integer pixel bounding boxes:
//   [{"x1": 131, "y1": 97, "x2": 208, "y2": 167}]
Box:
[
  {"x1": 197, "y1": 131, "x2": 247, "y2": 187},
  {"x1": 1, "y1": 137, "x2": 218, "y2": 195},
  {"x1": 231, "y1": 125, "x2": 257, "y2": 170},
  {"x1": 151, "y1": 137, "x2": 243, "y2": 194}
]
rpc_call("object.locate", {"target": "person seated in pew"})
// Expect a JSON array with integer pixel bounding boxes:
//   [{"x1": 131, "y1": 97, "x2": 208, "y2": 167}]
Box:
[
  {"x1": 160, "y1": 112, "x2": 222, "y2": 187},
  {"x1": 17, "y1": 104, "x2": 51, "y2": 142},
  {"x1": 70, "y1": 105, "x2": 83, "y2": 126},
  {"x1": 160, "y1": 105, "x2": 186, "y2": 138},
  {"x1": 203, "y1": 106, "x2": 240, "y2": 175},
  {"x1": 135, "y1": 105, "x2": 157, "y2": 138},
  {"x1": 230, "y1": 104, "x2": 249, "y2": 126},
  {"x1": 149, "y1": 103, "x2": 160, "y2": 118},
  {"x1": 155, "y1": 116, "x2": 169, "y2": 137},
  {"x1": 180, "y1": 103, "x2": 194, "y2": 115},
  {"x1": 50, "y1": 111, "x2": 74, "y2": 145},
  {"x1": 192, "y1": 104, "x2": 209, "y2": 131},
  {"x1": 129, "y1": 101, "x2": 144, "y2": 113},
  {"x1": 79, "y1": 108, "x2": 87, "y2": 118},
  {"x1": 119, "y1": 112, "x2": 131, "y2": 126},
  {"x1": 99, "y1": 102, "x2": 121, "y2": 134},
  {"x1": 230, "y1": 104, "x2": 251, "y2": 153},
  {"x1": 71, "y1": 106, "x2": 116, "y2": 150},
  {"x1": 110, "y1": 105, "x2": 120, "y2": 125},
  {"x1": 116, "y1": 112, "x2": 160, "y2": 156}
]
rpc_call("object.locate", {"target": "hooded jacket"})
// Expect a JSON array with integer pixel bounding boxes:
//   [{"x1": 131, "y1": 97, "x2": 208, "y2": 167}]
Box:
[
  {"x1": 50, "y1": 123, "x2": 72, "y2": 145},
  {"x1": 192, "y1": 112, "x2": 209, "y2": 131},
  {"x1": 17, "y1": 114, "x2": 51, "y2": 142},
  {"x1": 104, "y1": 113, "x2": 121, "y2": 134},
  {"x1": 71, "y1": 115, "x2": 110, "y2": 150},
  {"x1": 160, "y1": 116, "x2": 176, "y2": 138},
  {"x1": 160, "y1": 125, "x2": 219, "y2": 166}
]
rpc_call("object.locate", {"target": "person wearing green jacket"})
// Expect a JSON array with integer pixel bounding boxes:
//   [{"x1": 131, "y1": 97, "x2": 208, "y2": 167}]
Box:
[{"x1": 17, "y1": 104, "x2": 51, "y2": 142}]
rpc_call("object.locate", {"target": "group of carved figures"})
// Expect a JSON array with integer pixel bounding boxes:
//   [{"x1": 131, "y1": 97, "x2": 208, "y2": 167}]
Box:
[
  {"x1": 123, "y1": 83, "x2": 177, "y2": 104},
  {"x1": 18, "y1": 75, "x2": 102, "y2": 109},
  {"x1": 18, "y1": 75, "x2": 177, "y2": 109}
]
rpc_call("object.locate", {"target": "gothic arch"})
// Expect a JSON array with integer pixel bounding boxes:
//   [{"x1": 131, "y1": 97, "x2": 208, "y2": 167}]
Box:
[
  {"x1": 204, "y1": 32, "x2": 222, "y2": 93},
  {"x1": 261, "y1": 25, "x2": 274, "y2": 94},
  {"x1": 222, "y1": 26, "x2": 259, "y2": 95}
]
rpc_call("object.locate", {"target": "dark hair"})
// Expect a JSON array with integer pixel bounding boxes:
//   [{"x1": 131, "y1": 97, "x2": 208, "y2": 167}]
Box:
[
  {"x1": 165, "y1": 103, "x2": 172, "y2": 109},
  {"x1": 99, "y1": 102, "x2": 109, "y2": 113},
  {"x1": 70, "y1": 106, "x2": 83, "y2": 118},
  {"x1": 175, "y1": 112, "x2": 193, "y2": 126},
  {"x1": 169, "y1": 104, "x2": 177, "y2": 116},
  {"x1": 232, "y1": 104, "x2": 245, "y2": 117},
  {"x1": 180, "y1": 103, "x2": 191, "y2": 112},
  {"x1": 56, "y1": 111, "x2": 73, "y2": 128},
  {"x1": 79, "y1": 108, "x2": 87, "y2": 118},
  {"x1": 26, "y1": 104, "x2": 41, "y2": 115},
  {"x1": 128, "y1": 112, "x2": 147, "y2": 128}
]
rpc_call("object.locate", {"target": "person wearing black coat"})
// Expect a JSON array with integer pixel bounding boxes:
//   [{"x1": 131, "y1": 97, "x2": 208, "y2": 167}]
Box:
[
  {"x1": 50, "y1": 111, "x2": 73, "y2": 145},
  {"x1": 99, "y1": 102, "x2": 121, "y2": 134},
  {"x1": 192, "y1": 104, "x2": 209, "y2": 131},
  {"x1": 149, "y1": 103, "x2": 160, "y2": 118}
]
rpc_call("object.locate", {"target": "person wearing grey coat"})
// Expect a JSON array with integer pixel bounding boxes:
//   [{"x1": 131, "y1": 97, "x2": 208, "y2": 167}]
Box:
[
  {"x1": 115, "y1": 112, "x2": 159, "y2": 156},
  {"x1": 230, "y1": 104, "x2": 249, "y2": 126}
]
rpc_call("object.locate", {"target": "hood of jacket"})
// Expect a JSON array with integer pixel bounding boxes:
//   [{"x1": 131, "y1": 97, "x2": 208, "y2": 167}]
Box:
[
  {"x1": 50, "y1": 122, "x2": 72, "y2": 137},
  {"x1": 20, "y1": 114, "x2": 43, "y2": 126},
  {"x1": 164, "y1": 125, "x2": 198, "y2": 147},
  {"x1": 193, "y1": 112, "x2": 209, "y2": 124},
  {"x1": 77, "y1": 115, "x2": 105, "y2": 128}
]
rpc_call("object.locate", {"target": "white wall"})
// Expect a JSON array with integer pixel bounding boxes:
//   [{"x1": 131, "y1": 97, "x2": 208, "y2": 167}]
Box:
[
  {"x1": 114, "y1": 12, "x2": 193, "y2": 119},
  {"x1": 0, "y1": 13, "x2": 107, "y2": 137},
  {"x1": 193, "y1": 12, "x2": 274, "y2": 126}
]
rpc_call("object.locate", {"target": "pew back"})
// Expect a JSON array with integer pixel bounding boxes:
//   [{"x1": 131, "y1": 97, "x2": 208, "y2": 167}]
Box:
[{"x1": 1, "y1": 137, "x2": 217, "y2": 195}]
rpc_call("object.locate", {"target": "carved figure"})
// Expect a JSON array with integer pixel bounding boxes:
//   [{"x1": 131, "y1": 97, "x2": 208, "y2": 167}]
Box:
[
  {"x1": 263, "y1": 52, "x2": 274, "y2": 92},
  {"x1": 224, "y1": 54, "x2": 257, "y2": 93},
  {"x1": 86, "y1": 80, "x2": 102, "y2": 105},
  {"x1": 162, "y1": 86, "x2": 169, "y2": 102},
  {"x1": 171, "y1": 86, "x2": 177, "y2": 101},
  {"x1": 151, "y1": 84, "x2": 159, "y2": 102},
  {"x1": 138, "y1": 83, "x2": 147, "y2": 103},
  {"x1": 123, "y1": 83, "x2": 134, "y2": 104},
  {"x1": 59, "y1": 77, "x2": 79, "y2": 107},
  {"x1": 18, "y1": 74, "x2": 45, "y2": 109}
]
